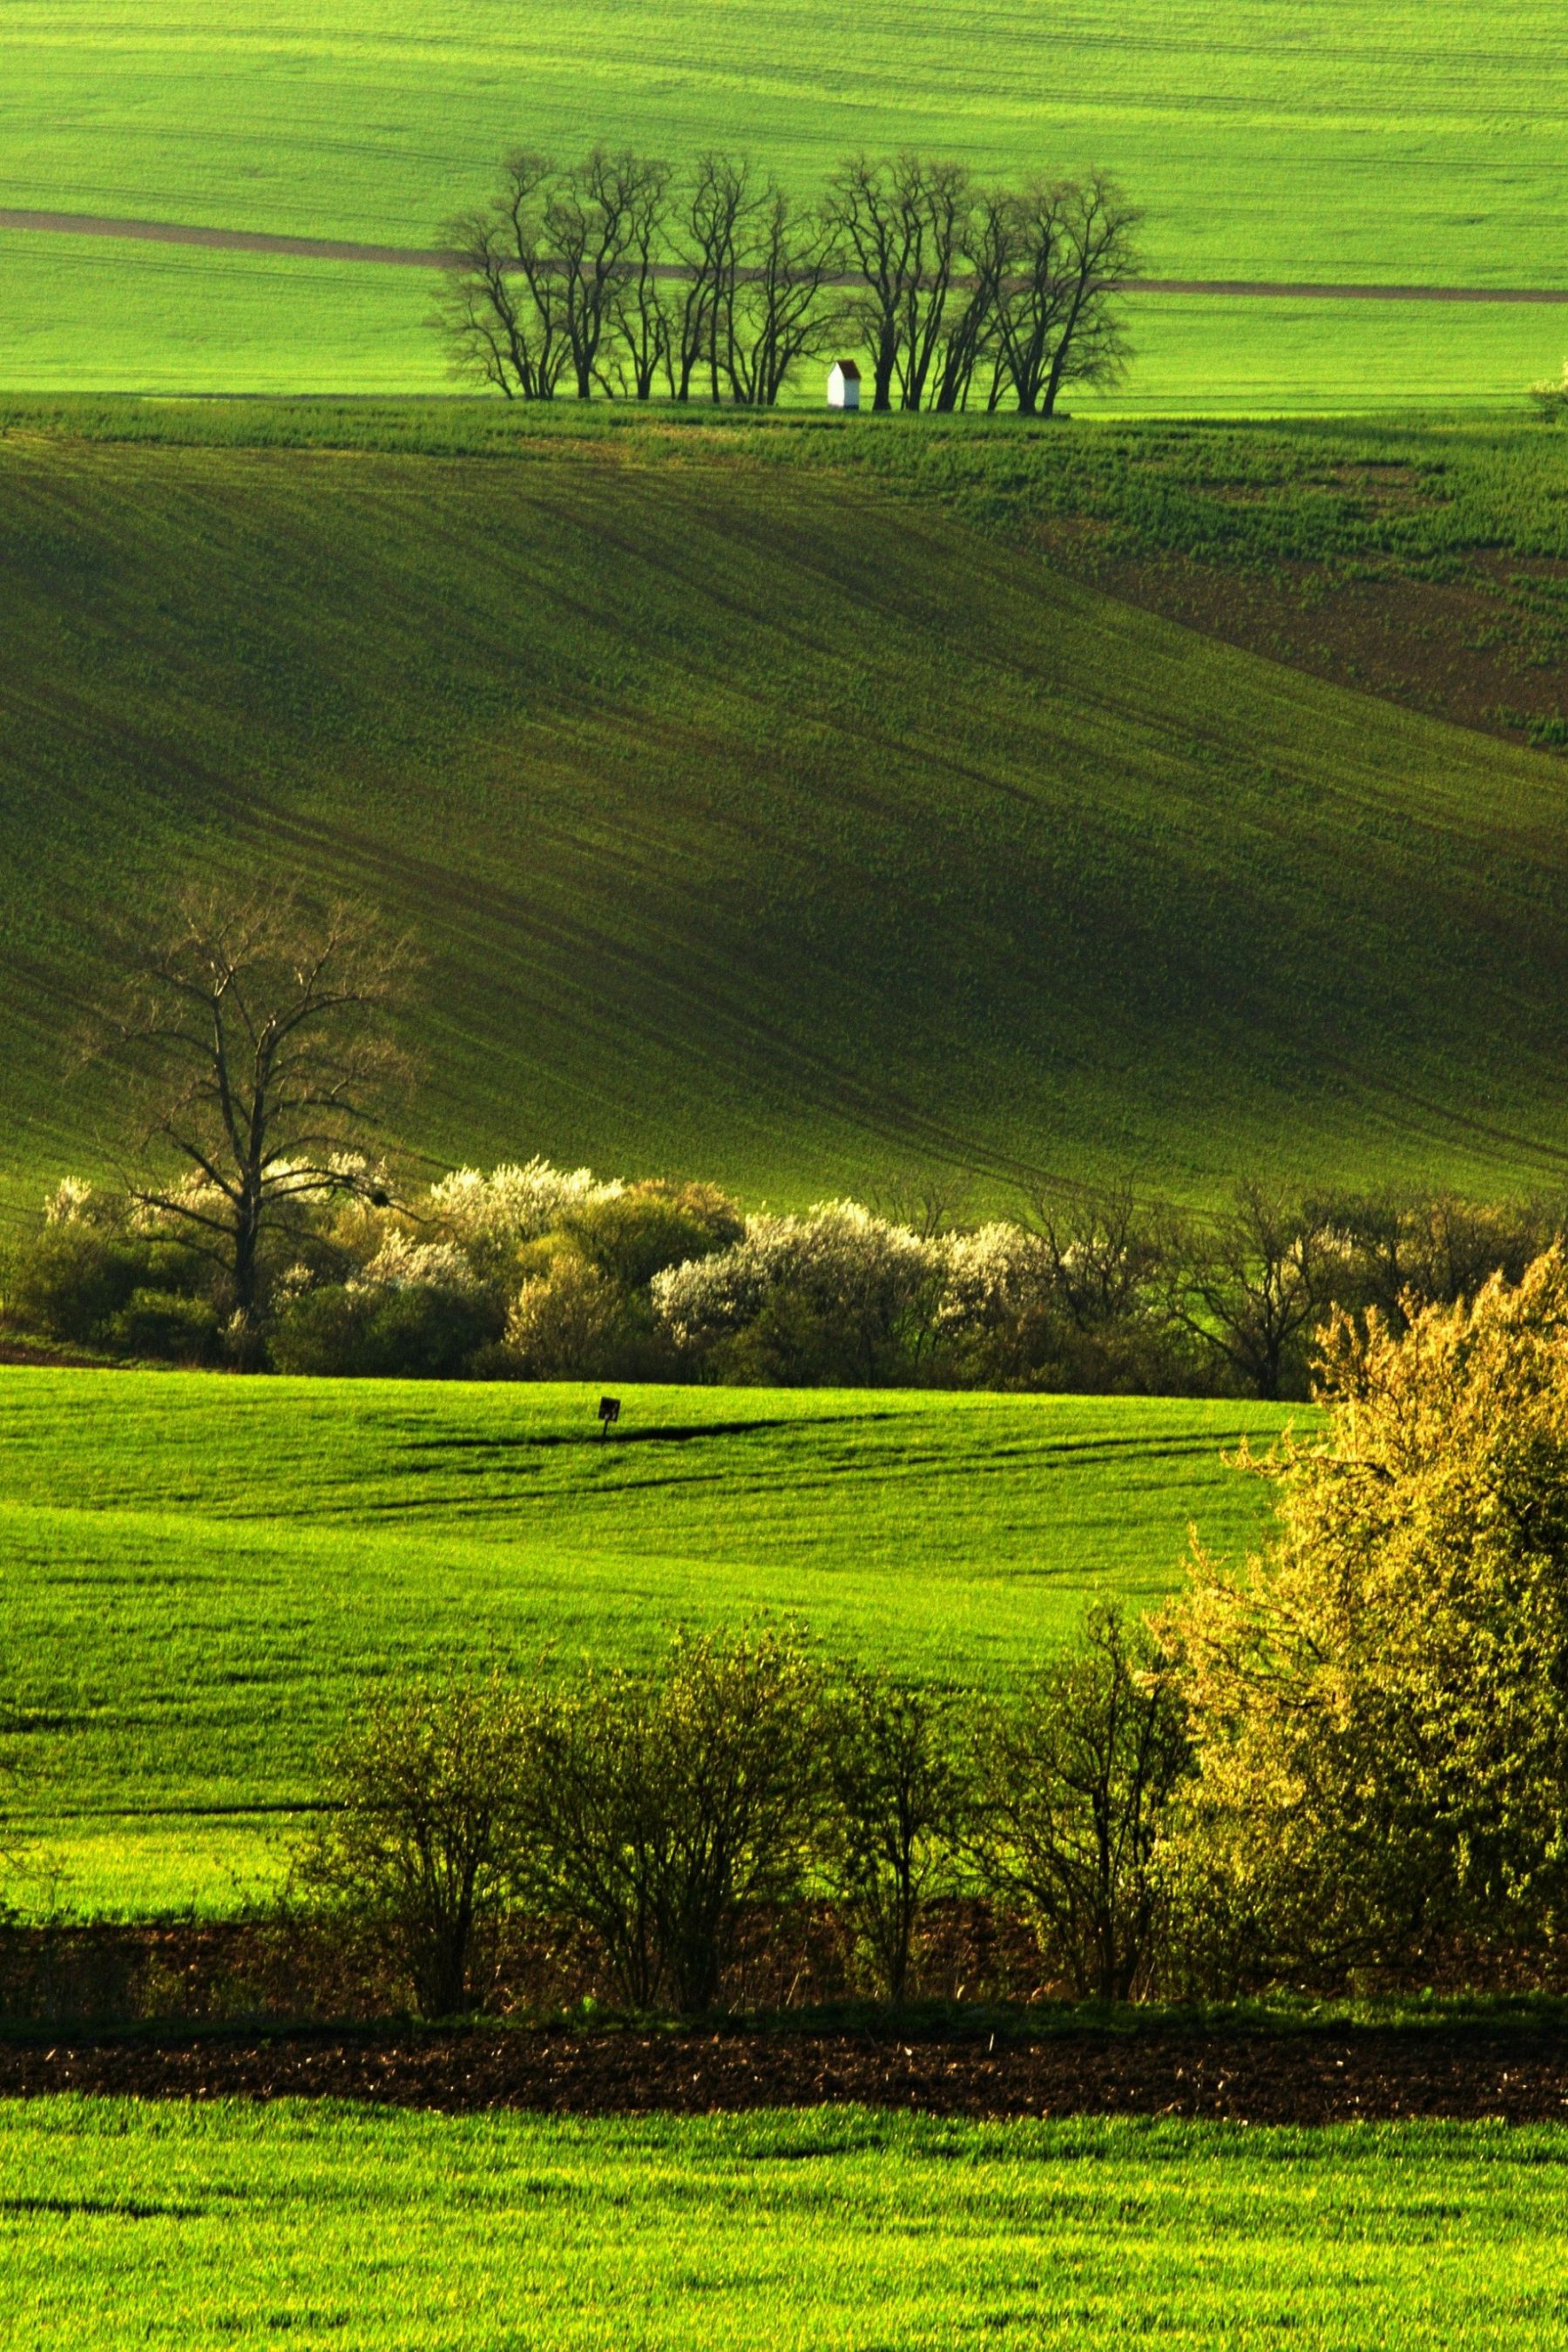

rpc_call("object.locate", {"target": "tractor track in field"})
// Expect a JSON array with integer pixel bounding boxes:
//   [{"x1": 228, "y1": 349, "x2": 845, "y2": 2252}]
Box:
[
  {"x1": 5, "y1": 207, "x2": 1568, "y2": 304},
  {"x1": 6, "y1": 2024, "x2": 1568, "y2": 2122}
]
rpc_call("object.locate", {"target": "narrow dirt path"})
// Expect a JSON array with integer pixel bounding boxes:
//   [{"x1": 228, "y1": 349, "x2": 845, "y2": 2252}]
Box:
[
  {"x1": 4, "y1": 206, "x2": 1568, "y2": 302},
  {"x1": 0, "y1": 206, "x2": 443, "y2": 267}
]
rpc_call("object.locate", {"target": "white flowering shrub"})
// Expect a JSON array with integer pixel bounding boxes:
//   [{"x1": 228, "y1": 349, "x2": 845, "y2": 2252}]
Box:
[
  {"x1": 935, "y1": 1223, "x2": 1056, "y2": 1332},
  {"x1": 43, "y1": 1177, "x2": 96, "y2": 1226},
  {"x1": 652, "y1": 1200, "x2": 940, "y2": 1358},
  {"x1": 352, "y1": 1232, "x2": 478, "y2": 1294},
  {"x1": 426, "y1": 1159, "x2": 624, "y2": 1259}
]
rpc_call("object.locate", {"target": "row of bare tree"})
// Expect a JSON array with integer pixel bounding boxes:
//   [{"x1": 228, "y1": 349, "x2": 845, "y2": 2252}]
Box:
[{"x1": 436, "y1": 149, "x2": 1142, "y2": 412}]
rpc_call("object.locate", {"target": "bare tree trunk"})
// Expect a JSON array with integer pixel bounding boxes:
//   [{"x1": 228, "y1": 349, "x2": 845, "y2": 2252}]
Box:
[
  {"x1": 547, "y1": 148, "x2": 647, "y2": 400},
  {"x1": 826, "y1": 155, "x2": 916, "y2": 412},
  {"x1": 997, "y1": 170, "x2": 1142, "y2": 416},
  {"x1": 667, "y1": 156, "x2": 751, "y2": 402},
  {"x1": 726, "y1": 187, "x2": 844, "y2": 406},
  {"x1": 896, "y1": 159, "x2": 971, "y2": 410},
  {"x1": 931, "y1": 188, "x2": 1013, "y2": 412},
  {"x1": 94, "y1": 882, "x2": 415, "y2": 1360},
  {"x1": 434, "y1": 153, "x2": 565, "y2": 399},
  {"x1": 828, "y1": 155, "x2": 977, "y2": 413},
  {"x1": 607, "y1": 159, "x2": 672, "y2": 399}
]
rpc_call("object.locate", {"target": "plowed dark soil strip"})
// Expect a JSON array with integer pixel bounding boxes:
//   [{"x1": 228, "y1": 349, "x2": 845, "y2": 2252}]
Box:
[
  {"x1": 4, "y1": 208, "x2": 1568, "y2": 304},
  {"x1": 6, "y1": 2028, "x2": 1568, "y2": 2122}
]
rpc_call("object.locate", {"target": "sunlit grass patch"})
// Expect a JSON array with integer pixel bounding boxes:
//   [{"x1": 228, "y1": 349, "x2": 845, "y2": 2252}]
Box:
[{"x1": 6, "y1": 2100, "x2": 1568, "y2": 2348}]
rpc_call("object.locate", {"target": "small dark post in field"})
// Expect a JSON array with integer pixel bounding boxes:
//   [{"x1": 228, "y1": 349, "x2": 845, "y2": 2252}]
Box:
[{"x1": 598, "y1": 1394, "x2": 622, "y2": 1438}]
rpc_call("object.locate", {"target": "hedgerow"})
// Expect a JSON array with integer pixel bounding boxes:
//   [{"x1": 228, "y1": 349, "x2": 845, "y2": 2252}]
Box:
[{"x1": 5, "y1": 1156, "x2": 1561, "y2": 1400}]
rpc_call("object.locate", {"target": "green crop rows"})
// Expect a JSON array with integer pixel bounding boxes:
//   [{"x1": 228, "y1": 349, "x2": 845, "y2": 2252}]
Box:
[
  {"x1": 0, "y1": 1369, "x2": 1294, "y2": 1916},
  {"x1": 8, "y1": 2101, "x2": 1568, "y2": 2348},
  {"x1": 3, "y1": 3, "x2": 1567, "y2": 399},
  {"x1": 6, "y1": 408, "x2": 1568, "y2": 1214}
]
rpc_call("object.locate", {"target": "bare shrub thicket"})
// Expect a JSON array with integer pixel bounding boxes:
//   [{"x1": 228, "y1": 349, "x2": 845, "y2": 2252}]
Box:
[
  {"x1": 825, "y1": 1671, "x2": 967, "y2": 2001},
  {"x1": 528, "y1": 1627, "x2": 824, "y2": 2013},
  {"x1": 969, "y1": 1605, "x2": 1189, "y2": 2001},
  {"x1": 289, "y1": 1673, "x2": 541, "y2": 2017},
  {"x1": 290, "y1": 1616, "x2": 1186, "y2": 2016}
]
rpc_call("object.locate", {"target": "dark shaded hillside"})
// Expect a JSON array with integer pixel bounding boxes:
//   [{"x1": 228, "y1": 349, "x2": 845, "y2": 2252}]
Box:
[{"x1": 3, "y1": 424, "x2": 1568, "y2": 1208}]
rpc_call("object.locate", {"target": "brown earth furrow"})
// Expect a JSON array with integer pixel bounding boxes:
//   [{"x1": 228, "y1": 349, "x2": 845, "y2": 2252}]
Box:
[
  {"x1": 0, "y1": 208, "x2": 443, "y2": 267},
  {"x1": 4, "y1": 208, "x2": 1568, "y2": 303},
  {"x1": 5, "y1": 2028, "x2": 1568, "y2": 2123}
]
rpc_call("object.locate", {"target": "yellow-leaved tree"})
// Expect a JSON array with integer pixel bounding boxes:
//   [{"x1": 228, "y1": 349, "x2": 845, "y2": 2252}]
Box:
[{"x1": 1166, "y1": 1249, "x2": 1568, "y2": 1984}]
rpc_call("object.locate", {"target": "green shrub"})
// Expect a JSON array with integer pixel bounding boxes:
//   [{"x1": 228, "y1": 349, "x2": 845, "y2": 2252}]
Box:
[
  {"x1": 271, "y1": 1282, "x2": 501, "y2": 1377},
  {"x1": 1530, "y1": 362, "x2": 1568, "y2": 422},
  {"x1": 7, "y1": 1220, "x2": 153, "y2": 1347},
  {"x1": 4, "y1": 1210, "x2": 219, "y2": 1359},
  {"x1": 564, "y1": 1179, "x2": 744, "y2": 1292},
  {"x1": 503, "y1": 1254, "x2": 645, "y2": 1378},
  {"x1": 105, "y1": 1288, "x2": 221, "y2": 1365},
  {"x1": 289, "y1": 1672, "x2": 541, "y2": 2017},
  {"x1": 708, "y1": 1285, "x2": 896, "y2": 1387},
  {"x1": 531, "y1": 1626, "x2": 824, "y2": 2013}
]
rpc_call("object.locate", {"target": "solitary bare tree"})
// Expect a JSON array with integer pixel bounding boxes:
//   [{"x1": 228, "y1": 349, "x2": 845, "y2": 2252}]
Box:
[{"x1": 95, "y1": 882, "x2": 416, "y2": 1358}]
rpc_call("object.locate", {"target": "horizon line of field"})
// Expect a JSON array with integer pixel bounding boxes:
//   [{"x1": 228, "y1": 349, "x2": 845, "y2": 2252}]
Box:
[{"x1": 5, "y1": 207, "x2": 1568, "y2": 305}]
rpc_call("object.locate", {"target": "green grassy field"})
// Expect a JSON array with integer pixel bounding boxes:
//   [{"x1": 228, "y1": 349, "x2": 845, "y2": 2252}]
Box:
[
  {"x1": 1, "y1": 1369, "x2": 1293, "y2": 1916},
  {"x1": 3, "y1": 3, "x2": 1567, "y2": 400},
  {"x1": 3, "y1": 231, "x2": 1564, "y2": 411},
  {"x1": 7, "y1": 2101, "x2": 1568, "y2": 2348},
  {"x1": 6, "y1": 408, "x2": 1568, "y2": 1214}
]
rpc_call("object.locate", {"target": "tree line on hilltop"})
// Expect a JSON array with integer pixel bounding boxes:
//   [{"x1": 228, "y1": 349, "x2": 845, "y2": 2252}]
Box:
[{"x1": 434, "y1": 149, "x2": 1142, "y2": 412}]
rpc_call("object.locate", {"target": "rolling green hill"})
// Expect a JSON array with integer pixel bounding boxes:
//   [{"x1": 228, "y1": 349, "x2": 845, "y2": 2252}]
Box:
[
  {"x1": 2, "y1": 1369, "x2": 1293, "y2": 1914},
  {"x1": 4, "y1": 406, "x2": 1568, "y2": 1213},
  {"x1": 2, "y1": 2, "x2": 1567, "y2": 400}
]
